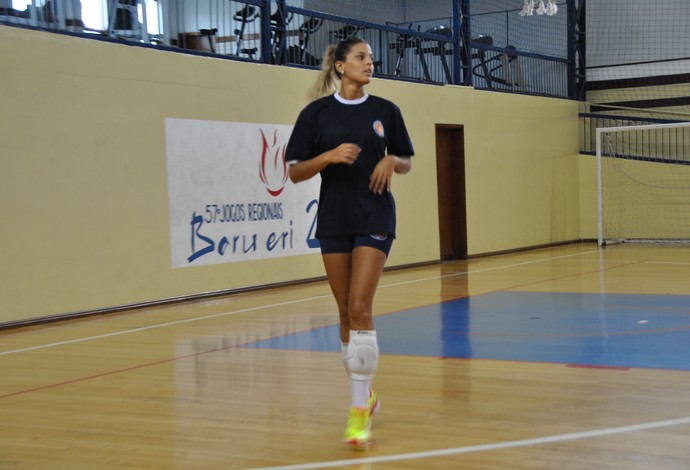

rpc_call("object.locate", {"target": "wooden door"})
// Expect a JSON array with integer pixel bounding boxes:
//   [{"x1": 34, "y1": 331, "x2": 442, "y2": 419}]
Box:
[{"x1": 435, "y1": 124, "x2": 468, "y2": 260}]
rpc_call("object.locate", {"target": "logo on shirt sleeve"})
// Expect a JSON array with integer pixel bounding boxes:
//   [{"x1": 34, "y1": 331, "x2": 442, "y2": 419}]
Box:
[{"x1": 373, "y1": 120, "x2": 385, "y2": 138}]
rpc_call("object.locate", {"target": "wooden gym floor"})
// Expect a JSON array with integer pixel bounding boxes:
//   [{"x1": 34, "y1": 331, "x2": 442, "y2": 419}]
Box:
[{"x1": 1, "y1": 242, "x2": 690, "y2": 469}]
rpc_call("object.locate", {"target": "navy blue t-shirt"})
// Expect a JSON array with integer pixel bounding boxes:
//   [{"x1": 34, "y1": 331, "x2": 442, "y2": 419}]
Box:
[{"x1": 285, "y1": 93, "x2": 414, "y2": 238}]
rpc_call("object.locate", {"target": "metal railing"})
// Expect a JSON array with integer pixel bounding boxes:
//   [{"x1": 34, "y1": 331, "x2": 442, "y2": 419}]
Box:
[{"x1": 1, "y1": 0, "x2": 576, "y2": 99}]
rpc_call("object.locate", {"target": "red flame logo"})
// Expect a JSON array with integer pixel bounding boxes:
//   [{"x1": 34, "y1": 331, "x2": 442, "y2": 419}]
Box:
[{"x1": 258, "y1": 129, "x2": 289, "y2": 196}]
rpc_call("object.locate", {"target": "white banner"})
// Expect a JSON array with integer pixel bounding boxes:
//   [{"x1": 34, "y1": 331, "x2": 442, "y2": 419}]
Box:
[{"x1": 165, "y1": 118, "x2": 321, "y2": 268}]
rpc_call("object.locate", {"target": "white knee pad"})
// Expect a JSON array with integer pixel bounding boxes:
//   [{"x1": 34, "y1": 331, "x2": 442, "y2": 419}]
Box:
[{"x1": 342, "y1": 330, "x2": 379, "y2": 380}]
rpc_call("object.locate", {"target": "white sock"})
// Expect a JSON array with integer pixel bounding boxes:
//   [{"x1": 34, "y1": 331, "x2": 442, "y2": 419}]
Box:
[{"x1": 351, "y1": 379, "x2": 370, "y2": 408}]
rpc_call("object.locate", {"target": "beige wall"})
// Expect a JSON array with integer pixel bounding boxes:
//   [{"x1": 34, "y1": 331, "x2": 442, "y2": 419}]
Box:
[{"x1": 0, "y1": 26, "x2": 583, "y2": 325}]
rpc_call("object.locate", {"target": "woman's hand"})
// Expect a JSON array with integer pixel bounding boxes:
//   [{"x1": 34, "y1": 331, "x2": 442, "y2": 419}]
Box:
[
  {"x1": 369, "y1": 154, "x2": 412, "y2": 194},
  {"x1": 289, "y1": 143, "x2": 361, "y2": 183},
  {"x1": 328, "y1": 143, "x2": 361, "y2": 165}
]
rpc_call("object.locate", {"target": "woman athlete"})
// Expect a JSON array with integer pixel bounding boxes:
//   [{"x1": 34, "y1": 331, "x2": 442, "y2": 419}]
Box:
[{"x1": 285, "y1": 36, "x2": 414, "y2": 448}]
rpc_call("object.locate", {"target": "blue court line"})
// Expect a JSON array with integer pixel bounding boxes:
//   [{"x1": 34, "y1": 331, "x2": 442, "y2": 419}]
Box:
[{"x1": 243, "y1": 292, "x2": 690, "y2": 371}]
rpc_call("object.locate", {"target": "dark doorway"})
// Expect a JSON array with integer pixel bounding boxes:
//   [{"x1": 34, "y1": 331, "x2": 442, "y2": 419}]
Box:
[{"x1": 435, "y1": 124, "x2": 468, "y2": 260}]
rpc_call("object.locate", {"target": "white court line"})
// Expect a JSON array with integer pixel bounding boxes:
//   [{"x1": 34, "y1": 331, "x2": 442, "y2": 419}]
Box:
[
  {"x1": 0, "y1": 250, "x2": 598, "y2": 357},
  {"x1": 377, "y1": 250, "x2": 600, "y2": 289},
  {"x1": 646, "y1": 260, "x2": 690, "y2": 266},
  {"x1": 0, "y1": 295, "x2": 331, "y2": 357},
  {"x1": 243, "y1": 415, "x2": 690, "y2": 470}
]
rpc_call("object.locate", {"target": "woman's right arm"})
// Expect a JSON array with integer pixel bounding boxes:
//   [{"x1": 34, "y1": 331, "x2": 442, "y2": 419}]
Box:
[{"x1": 289, "y1": 143, "x2": 361, "y2": 183}]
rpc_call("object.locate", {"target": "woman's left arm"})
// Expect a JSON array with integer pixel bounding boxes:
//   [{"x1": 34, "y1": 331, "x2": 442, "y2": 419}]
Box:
[
  {"x1": 393, "y1": 155, "x2": 412, "y2": 174},
  {"x1": 369, "y1": 155, "x2": 412, "y2": 194}
]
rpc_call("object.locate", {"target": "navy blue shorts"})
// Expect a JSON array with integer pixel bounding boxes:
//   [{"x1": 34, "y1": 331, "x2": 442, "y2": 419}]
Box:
[{"x1": 319, "y1": 233, "x2": 394, "y2": 256}]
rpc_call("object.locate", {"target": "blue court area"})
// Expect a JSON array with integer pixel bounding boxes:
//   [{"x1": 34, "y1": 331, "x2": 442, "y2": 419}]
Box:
[{"x1": 243, "y1": 292, "x2": 690, "y2": 371}]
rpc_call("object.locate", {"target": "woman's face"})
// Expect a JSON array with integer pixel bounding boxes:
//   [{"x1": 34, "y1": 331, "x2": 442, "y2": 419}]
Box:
[{"x1": 337, "y1": 42, "x2": 374, "y2": 86}]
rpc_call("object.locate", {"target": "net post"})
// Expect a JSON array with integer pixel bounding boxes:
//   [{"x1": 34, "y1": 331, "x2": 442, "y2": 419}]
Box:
[{"x1": 596, "y1": 127, "x2": 604, "y2": 247}]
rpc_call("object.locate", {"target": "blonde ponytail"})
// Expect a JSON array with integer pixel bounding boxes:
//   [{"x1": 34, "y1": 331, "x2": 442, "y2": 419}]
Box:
[{"x1": 309, "y1": 45, "x2": 338, "y2": 100}]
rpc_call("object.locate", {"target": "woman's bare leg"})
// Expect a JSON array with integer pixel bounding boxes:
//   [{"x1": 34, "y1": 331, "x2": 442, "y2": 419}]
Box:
[
  {"x1": 322, "y1": 253, "x2": 352, "y2": 343},
  {"x1": 348, "y1": 246, "x2": 387, "y2": 330}
]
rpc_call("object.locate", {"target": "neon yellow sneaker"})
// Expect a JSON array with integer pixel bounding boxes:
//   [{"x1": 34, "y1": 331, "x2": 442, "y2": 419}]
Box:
[{"x1": 342, "y1": 389, "x2": 380, "y2": 448}]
